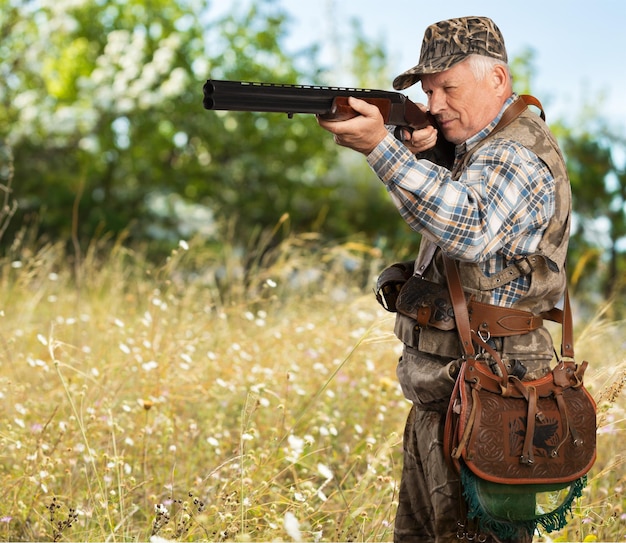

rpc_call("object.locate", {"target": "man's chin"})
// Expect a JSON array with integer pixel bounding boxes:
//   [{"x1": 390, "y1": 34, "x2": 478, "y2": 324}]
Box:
[
  {"x1": 441, "y1": 131, "x2": 462, "y2": 145},
  {"x1": 438, "y1": 123, "x2": 460, "y2": 144}
]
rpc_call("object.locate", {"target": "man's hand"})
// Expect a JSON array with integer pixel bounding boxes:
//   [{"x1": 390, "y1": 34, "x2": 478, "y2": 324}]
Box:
[
  {"x1": 401, "y1": 124, "x2": 440, "y2": 155},
  {"x1": 396, "y1": 101, "x2": 441, "y2": 155},
  {"x1": 316, "y1": 97, "x2": 389, "y2": 155},
  {"x1": 317, "y1": 96, "x2": 440, "y2": 156}
]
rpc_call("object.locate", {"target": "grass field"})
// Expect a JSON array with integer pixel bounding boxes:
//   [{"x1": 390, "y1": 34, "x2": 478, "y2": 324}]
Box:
[{"x1": 0, "y1": 232, "x2": 624, "y2": 542}]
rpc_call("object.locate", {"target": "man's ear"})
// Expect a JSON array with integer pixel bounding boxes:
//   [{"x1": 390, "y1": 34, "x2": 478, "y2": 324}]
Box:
[{"x1": 491, "y1": 64, "x2": 510, "y2": 95}]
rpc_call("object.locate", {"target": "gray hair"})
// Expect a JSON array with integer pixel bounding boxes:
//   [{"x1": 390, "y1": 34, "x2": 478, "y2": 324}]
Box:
[{"x1": 465, "y1": 54, "x2": 511, "y2": 81}]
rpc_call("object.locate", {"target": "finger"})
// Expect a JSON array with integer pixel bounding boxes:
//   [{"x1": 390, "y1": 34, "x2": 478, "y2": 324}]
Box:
[
  {"x1": 347, "y1": 96, "x2": 384, "y2": 119},
  {"x1": 410, "y1": 126, "x2": 438, "y2": 148},
  {"x1": 400, "y1": 126, "x2": 439, "y2": 154},
  {"x1": 395, "y1": 126, "x2": 413, "y2": 143}
]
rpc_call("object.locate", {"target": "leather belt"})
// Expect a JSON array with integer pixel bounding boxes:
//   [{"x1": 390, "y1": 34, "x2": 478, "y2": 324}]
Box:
[{"x1": 467, "y1": 300, "x2": 546, "y2": 337}]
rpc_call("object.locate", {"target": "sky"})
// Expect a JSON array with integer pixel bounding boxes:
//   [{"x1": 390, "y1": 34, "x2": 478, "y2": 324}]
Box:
[{"x1": 207, "y1": 0, "x2": 626, "y2": 132}]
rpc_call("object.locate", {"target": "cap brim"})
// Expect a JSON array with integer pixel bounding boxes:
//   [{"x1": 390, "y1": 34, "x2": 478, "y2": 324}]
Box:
[
  {"x1": 392, "y1": 54, "x2": 469, "y2": 90},
  {"x1": 392, "y1": 69, "x2": 425, "y2": 91}
]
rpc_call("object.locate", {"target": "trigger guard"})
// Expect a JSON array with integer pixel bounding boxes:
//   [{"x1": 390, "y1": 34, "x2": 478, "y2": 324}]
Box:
[{"x1": 394, "y1": 126, "x2": 414, "y2": 142}]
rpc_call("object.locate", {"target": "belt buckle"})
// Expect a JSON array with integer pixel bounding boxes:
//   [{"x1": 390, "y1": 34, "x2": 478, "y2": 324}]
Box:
[{"x1": 513, "y1": 256, "x2": 533, "y2": 276}]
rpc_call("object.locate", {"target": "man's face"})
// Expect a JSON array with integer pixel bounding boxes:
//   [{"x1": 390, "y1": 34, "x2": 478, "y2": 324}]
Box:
[{"x1": 420, "y1": 60, "x2": 505, "y2": 145}]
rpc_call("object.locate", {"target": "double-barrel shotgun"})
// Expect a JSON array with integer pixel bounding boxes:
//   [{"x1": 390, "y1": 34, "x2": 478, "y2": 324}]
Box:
[{"x1": 202, "y1": 79, "x2": 455, "y2": 167}]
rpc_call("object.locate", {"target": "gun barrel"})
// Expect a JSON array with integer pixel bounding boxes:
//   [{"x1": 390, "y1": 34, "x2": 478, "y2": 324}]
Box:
[{"x1": 203, "y1": 79, "x2": 408, "y2": 119}]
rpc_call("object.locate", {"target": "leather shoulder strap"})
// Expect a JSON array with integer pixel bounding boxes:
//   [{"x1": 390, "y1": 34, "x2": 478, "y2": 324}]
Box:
[
  {"x1": 496, "y1": 95, "x2": 528, "y2": 131},
  {"x1": 443, "y1": 255, "x2": 475, "y2": 357},
  {"x1": 561, "y1": 288, "x2": 574, "y2": 358},
  {"x1": 520, "y1": 94, "x2": 546, "y2": 121}
]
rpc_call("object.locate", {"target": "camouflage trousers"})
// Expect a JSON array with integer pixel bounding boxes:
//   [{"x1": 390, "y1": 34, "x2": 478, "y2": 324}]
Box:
[{"x1": 394, "y1": 403, "x2": 461, "y2": 543}]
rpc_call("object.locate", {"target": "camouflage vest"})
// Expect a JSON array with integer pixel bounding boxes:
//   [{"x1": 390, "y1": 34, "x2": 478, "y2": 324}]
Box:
[{"x1": 395, "y1": 105, "x2": 571, "y2": 365}]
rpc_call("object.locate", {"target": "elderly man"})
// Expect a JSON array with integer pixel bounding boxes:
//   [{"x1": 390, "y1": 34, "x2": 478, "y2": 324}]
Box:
[{"x1": 318, "y1": 16, "x2": 571, "y2": 543}]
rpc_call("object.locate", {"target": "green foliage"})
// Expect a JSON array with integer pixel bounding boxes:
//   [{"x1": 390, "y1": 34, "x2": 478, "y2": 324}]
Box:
[
  {"x1": 1, "y1": 0, "x2": 416, "y2": 256},
  {"x1": 0, "y1": 0, "x2": 344, "y2": 250},
  {"x1": 344, "y1": 18, "x2": 391, "y2": 89},
  {"x1": 0, "y1": 141, "x2": 17, "y2": 243},
  {"x1": 562, "y1": 126, "x2": 626, "y2": 312},
  {"x1": 510, "y1": 47, "x2": 537, "y2": 96}
]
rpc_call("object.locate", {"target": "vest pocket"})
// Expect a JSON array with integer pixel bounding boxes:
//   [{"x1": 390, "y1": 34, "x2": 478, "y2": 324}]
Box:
[{"x1": 396, "y1": 346, "x2": 459, "y2": 407}]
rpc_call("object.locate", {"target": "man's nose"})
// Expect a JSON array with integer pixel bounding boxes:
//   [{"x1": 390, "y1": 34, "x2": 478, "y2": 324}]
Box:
[{"x1": 428, "y1": 91, "x2": 445, "y2": 115}]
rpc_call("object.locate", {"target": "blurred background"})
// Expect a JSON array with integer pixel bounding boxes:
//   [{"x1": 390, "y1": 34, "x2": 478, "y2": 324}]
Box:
[{"x1": 1, "y1": 0, "x2": 625, "y2": 312}]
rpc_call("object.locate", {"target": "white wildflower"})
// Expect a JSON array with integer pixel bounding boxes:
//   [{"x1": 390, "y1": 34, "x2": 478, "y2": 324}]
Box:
[
  {"x1": 317, "y1": 463, "x2": 333, "y2": 481},
  {"x1": 141, "y1": 361, "x2": 158, "y2": 372},
  {"x1": 286, "y1": 434, "x2": 305, "y2": 462},
  {"x1": 283, "y1": 511, "x2": 301, "y2": 541},
  {"x1": 150, "y1": 536, "x2": 176, "y2": 543}
]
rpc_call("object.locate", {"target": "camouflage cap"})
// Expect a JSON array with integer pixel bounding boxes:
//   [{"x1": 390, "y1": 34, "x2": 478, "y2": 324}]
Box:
[{"x1": 392, "y1": 16, "x2": 508, "y2": 90}]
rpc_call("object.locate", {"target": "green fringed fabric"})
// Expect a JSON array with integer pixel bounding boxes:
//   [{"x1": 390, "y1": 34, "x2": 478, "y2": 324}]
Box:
[{"x1": 460, "y1": 465, "x2": 586, "y2": 541}]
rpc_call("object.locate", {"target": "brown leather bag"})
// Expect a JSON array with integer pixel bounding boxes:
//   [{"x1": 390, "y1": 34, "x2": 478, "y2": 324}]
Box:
[{"x1": 442, "y1": 256, "x2": 597, "y2": 485}]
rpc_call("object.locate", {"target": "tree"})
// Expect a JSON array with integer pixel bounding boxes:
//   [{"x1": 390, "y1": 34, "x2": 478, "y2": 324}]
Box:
[
  {"x1": 1, "y1": 0, "x2": 342, "y2": 252},
  {"x1": 563, "y1": 127, "x2": 626, "y2": 308}
]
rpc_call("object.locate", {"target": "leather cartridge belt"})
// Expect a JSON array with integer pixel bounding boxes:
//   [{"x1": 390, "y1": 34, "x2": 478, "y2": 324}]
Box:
[
  {"x1": 391, "y1": 273, "x2": 559, "y2": 337},
  {"x1": 404, "y1": 297, "x2": 548, "y2": 337},
  {"x1": 467, "y1": 299, "x2": 546, "y2": 337}
]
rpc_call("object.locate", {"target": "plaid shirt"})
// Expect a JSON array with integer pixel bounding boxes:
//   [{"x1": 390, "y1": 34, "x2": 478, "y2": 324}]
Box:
[{"x1": 367, "y1": 96, "x2": 555, "y2": 306}]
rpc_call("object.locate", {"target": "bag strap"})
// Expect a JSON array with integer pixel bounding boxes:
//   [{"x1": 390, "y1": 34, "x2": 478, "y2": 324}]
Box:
[
  {"x1": 486, "y1": 94, "x2": 541, "y2": 135},
  {"x1": 443, "y1": 255, "x2": 475, "y2": 357},
  {"x1": 520, "y1": 94, "x2": 546, "y2": 121},
  {"x1": 443, "y1": 254, "x2": 575, "y2": 360},
  {"x1": 561, "y1": 287, "x2": 574, "y2": 358}
]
